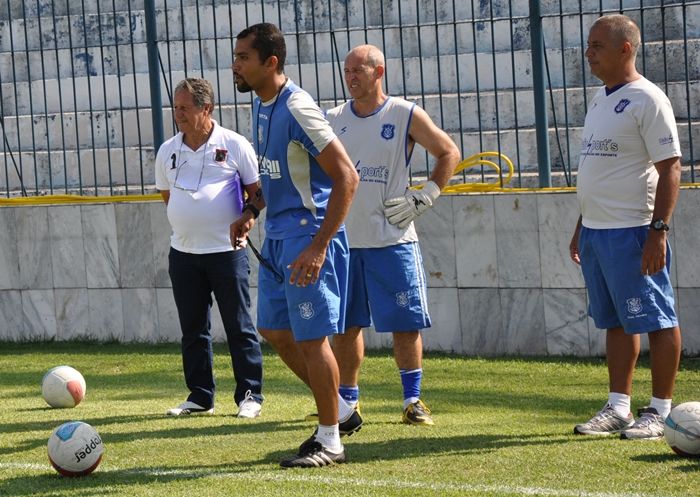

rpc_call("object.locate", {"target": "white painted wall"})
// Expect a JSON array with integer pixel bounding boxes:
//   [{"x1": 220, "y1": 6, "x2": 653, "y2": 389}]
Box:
[{"x1": 0, "y1": 189, "x2": 698, "y2": 356}]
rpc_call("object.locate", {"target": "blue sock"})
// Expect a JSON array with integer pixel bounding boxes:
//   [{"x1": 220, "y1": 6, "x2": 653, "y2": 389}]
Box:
[
  {"x1": 399, "y1": 368, "x2": 422, "y2": 406},
  {"x1": 339, "y1": 385, "x2": 359, "y2": 407}
]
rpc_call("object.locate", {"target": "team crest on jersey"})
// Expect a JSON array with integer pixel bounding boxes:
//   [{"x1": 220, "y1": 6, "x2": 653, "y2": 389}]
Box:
[
  {"x1": 214, "y1": 148, "x2": 228, "y2": 162},
  {"x1": 299, "y1": 302, "x2": 315, "y2": 320},
  {"x1": 614, "y1": 99, "x2": 631, "y2": 114},
  {"x1": 626, "y1": 297, "x2": 643, "y2": 315},
  {"x1": 395, "y1": 291, "x2": 410, "y2": 308},
  {"x1": 381, "y1": 123, "x2": 395, "y2": 140}
]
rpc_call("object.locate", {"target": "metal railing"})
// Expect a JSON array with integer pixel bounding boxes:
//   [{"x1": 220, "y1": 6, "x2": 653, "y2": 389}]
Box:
[{"x1": 0, "y1": 0, "x2": 697, "y2": 197}]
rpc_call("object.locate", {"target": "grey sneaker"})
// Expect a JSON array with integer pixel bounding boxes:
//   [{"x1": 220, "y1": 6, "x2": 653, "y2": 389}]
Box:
[
  {"x1": 620, "y1": 407, "x2": 665, "y2": 440},
  {"x1": 574, "y1": 404, "x2": 634, "y2": 435},
  {"x1": 166, "y1": 400, "x2": 214, "y2": 416}
]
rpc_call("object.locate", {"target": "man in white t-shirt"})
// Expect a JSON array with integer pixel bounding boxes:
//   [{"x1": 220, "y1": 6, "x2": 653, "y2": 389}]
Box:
[
  {"x1": 569, "y1": 15, "x2": 682, "y2": 440},
  {"x1": 155, "y1": 78, "x2": 264, "y2": 419}
]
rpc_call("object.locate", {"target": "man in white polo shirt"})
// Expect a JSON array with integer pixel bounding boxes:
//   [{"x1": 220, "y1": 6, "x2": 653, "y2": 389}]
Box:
[
  {"x1": 155, "y1": 78, "x2": 264, "y2": 419},
  {"x1": 569, "y1": 15, "x2": 682, "y2": 440}
]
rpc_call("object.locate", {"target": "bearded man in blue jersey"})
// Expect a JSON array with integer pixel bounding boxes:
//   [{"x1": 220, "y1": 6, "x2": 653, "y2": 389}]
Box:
[{"x1": 231, "y1": 23, "x2": 360, "y2": 468}]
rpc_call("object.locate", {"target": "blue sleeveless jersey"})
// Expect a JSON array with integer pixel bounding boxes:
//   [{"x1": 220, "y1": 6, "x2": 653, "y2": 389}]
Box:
[{"x1": 254, "y1": 80, "x2": 339, "y2": 240}]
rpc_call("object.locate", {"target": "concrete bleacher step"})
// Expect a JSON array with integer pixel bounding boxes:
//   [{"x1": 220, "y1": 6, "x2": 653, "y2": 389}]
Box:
[
  {"x1": 1, "y1": 0, "x2": 697, "y2": 89},
  {"x1": 0, "y1": 0, "x2": 698, "y2": 194},
  {"x1": 3, "y1": 20, "x2": 697, "y2": 92},
  {"x1": 3, "y1": 36, "x2": 698, "y2": 121},
  {"x1": 3, "y1": 119, "x2": 697, "y2": 193},
  {"x1": 0, "y1": 145, "x2": 155, "y2": 194},
  {"x1": 3, "y1": 0, "x2": 696, "y2": 55},
  {"x1": 2, "y1": 78, "x2": 697, "y2": 157}
]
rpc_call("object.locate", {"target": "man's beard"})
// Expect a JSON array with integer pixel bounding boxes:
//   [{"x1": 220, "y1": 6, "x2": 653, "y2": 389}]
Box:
[{"x1": 235, "y1": 77, "x2": 252, "y2": 93}]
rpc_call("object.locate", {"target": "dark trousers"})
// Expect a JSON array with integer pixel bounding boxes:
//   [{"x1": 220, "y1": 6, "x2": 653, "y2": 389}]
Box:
[{"x1": 169, "y1": 247, "x2": 263, "y2": 408}]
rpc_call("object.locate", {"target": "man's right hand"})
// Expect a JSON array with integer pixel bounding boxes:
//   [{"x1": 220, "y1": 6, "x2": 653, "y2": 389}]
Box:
[
  {"x1": 569, "y1": 227, "x2": 581, "y2": 265},
  {"x1": 230, "y1": 211, "x2": 255, "y2": 248}
]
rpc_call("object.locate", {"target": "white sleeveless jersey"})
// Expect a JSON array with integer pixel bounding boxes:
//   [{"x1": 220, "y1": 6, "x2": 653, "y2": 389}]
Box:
[{"x1": 326, "y1": 97, "x2": 418, "y2": 248}]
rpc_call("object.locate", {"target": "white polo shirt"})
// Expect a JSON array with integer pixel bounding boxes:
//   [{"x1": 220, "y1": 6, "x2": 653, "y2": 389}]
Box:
[
  {"x1": 576, "y1": 77, "x2": 681, "y2": 229},
  {"x1": 155, "y1": 120, "x2": 259, "y2": 254}
]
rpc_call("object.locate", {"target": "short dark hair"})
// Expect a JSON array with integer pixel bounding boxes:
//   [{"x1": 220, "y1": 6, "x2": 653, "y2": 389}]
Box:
[
  {"x1": 593, "y1": 14, "x2": 641, "y2": 54},
  {"x1": 236, "y1": 23, "x2": 286, "y2": 73}
]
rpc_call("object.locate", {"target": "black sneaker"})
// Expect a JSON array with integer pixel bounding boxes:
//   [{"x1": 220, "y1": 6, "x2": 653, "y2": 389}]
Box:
[
  {"x1": 339, "y1": 408, "x2": 363, "y2": 437},
  {"x1": 280, "y1": 437, "x2": 346, "y2": 468}
]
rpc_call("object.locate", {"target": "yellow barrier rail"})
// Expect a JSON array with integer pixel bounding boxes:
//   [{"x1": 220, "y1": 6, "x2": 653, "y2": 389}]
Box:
[
  {"x1": 411, "y1": 151, "x2": 517, "y2": 193},
  {"x1": 0, "y1": 193, "x2": 162, "y2": 206},
  {"x1": 1, "y1": 156, "x2": 699, "y2": 205}
]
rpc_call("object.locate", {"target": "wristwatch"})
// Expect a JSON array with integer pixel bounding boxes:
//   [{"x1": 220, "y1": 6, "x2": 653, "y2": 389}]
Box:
[
  {"x1": 650, "y1": 218, "x2": 670, "y2": 231},
  {"x1": 243, "y1": 203, "x2": 260, "y2": 219}
]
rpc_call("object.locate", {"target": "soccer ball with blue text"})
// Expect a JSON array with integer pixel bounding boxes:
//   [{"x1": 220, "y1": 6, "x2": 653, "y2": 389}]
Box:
[
  {"x1": 41, "y1": 365, "x2": 86, "y2": 408},
  {"x1": 664, "y1": 401, "x2": 700, "y2": 457},
  {"x1": 47, "y1": 421, "x2": 104, "y2": 476}
]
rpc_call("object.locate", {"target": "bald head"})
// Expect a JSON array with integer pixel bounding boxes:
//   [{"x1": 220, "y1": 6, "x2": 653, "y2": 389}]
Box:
[
  {"x1": 591, "y1": 14, "x2": 641, "y2": 56},
  {"x1": 346, "y1": 44, "x2": 385, "y2": 68},
  {"x1": 344, "y1": 44, "x2": 388, "y2": 110}
]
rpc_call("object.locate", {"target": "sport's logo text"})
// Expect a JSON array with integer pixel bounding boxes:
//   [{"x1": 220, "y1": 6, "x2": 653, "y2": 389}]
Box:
[
  {"x1": 356, "y1": 160, "x2": 389, "y2": 184},
  {"x1": 580, "y1": 137, "x2": 619, "y2": 158}
]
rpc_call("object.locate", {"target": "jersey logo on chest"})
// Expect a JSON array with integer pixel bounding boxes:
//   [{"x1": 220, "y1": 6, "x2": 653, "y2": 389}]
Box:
[
  {"x1": 381, "y1": 123, "x2": 395, "y2": 140},
  {"x1": 614, "y1": 99, "x2": 631, "y2": 114}
]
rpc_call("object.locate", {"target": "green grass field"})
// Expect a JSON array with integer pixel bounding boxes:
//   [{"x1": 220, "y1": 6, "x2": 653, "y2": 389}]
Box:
[{"x1": 0, "y1": 341, "x2": 698, "y2": 497}]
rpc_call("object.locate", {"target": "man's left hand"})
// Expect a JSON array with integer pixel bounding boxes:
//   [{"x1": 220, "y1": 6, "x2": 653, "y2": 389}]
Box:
[
  {"x1": 288, "y1": 241, "x2": 326, "y2": 287},
  {"x1": 384, "y1": 181, "x2": 441, "y2": 229},
  {"x1": 641, "y1": 230, "x2": 667, "y2": 276}
]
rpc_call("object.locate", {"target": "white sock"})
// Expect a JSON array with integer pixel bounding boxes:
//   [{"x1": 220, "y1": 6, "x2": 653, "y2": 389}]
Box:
[
  {"x1": 337, "y1": 394, "x2": 354, "y2": 422},
  {"x1": 314, "y1": 424, "x2": 342, "y2": 452},
  {"x1": 403, "y1": 396, "x2": 419, "y2": 410},
  {"x1": 650, "y1": 397, "x2": 672, "y2": 418},
  {"x1": 608, "y1": 392, "x2": 631, "y2": 417}
]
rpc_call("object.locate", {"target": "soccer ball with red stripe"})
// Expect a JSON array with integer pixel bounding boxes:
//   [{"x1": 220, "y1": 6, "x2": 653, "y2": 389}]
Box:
[
  {"x1": 41, "y1": 366, "x2": 86, "y2": 408},
  {"x1": 48, "y1": 421, "x2": 103, "y2": 476}
]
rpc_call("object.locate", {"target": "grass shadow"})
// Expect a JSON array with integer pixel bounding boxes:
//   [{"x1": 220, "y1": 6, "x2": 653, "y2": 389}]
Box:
[
  {"x1": 631, "y1": 452, "x2": 700, "y2": 471},
  {"x1": 0, "y1": 461, "x2": 263, "y2": 497},
  {"x1": 0, "y1": 414, "x2": 309, "y2": 457}
]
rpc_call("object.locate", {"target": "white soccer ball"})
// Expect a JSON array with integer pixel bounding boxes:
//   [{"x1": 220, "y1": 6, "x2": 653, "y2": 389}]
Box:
[
  {"x1": 664, "y1": 401, "x2": 700, "y2": 457},
  {"x1": 41, "y1": 366, "x2": 86, "y2": 408},
  {"x1": 47, "y1": 421, "x2": 104, "y2": 476}
]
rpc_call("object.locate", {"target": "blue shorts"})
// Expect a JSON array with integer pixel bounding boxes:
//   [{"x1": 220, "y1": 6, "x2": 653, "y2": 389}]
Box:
[
  {"x1": 346, "y1": 242, "x2": 431, "y2": 333},
  {"x1": 257, "y1": 233, "x2": 349, "y2": 342},
  {"x1": 579, "y1": 226, "x2": 678, "y2": 334}
]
